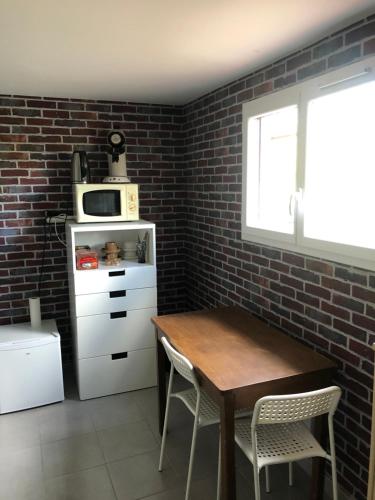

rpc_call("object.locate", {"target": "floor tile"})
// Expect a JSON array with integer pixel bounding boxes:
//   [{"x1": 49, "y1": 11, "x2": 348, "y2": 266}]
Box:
[
  {"x1": 97, "y1": 419, "x2": 158, "y2": 462},
  {"x1": 108, "y1": 450, "x2": 179, "y2": 500},
  {"x1": 0, "y1": 478, "x2": 47, "y2": 500},
  {"x1": 88, "y1": 393, "x2": 144, "y2": 431},
  {"x1": 41, "y1": 432, "x2": 105, "y2": 478},
  {"x1": 39, "y1": 412, "x2": 95, "y2": 443},
  {"x1": 0, "y1": 415, "x2": 40, "y2": 454},
  {"x1": 0, "y1": 445, "x2": 43, "y2": 483},
  {"x1": 44, "y1": 465, "x2": 116, "y2": 500}
]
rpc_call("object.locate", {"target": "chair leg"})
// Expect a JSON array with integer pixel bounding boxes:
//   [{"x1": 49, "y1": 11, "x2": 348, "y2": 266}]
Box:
[
  {"x1": 185, "y1": 413, "x2": 200, "y2": 500},
  {"x1": 328, "y1": 416, "x2": 338, "y2": 500},
  {"x1": 265, "y1": 466, "x2": 270, "y2": 493},
  {"x1": 158, "y1": 366, "x2": 174, "y2": 471},
  {"x1": 253, "y1": 465, "x2": 261, "y2": 500},
  {"x1": 216, "y1": 434, "x2": 221, "y2": 500},
  {"x1": 288, "y1": 462, "x2": 293, "y2": 486}
]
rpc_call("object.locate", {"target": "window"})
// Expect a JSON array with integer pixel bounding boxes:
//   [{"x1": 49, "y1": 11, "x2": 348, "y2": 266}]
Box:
[{"x1": 242, "y1": 55, "x2": 375, "y2": 270}]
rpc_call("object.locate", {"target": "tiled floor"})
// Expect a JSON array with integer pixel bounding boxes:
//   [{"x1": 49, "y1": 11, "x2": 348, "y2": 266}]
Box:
[{"x1": 0, "y1": 368, "x2": 316, "y2": 500}]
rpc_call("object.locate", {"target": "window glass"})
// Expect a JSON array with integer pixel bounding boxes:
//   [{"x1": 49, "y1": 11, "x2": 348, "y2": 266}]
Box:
[
  {"x1": 304, "y1": 80, "x2": 375, "y2": 249},
  {"x1": 246, "y1": 105, "x2": 297, "y2": 234}
]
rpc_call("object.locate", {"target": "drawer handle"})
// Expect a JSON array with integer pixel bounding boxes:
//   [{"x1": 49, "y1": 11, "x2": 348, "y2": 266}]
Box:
[
  {"x1": 110, "y1": 311, "x2": 127, "y2": 319},
  {"x1": 109, "y1": 270, "x2": 125, "y2": 277},
  {"x1": 109, "y1": 290, "x2": 126, "y2": 298},
  {"x1": 112, "y1": 352, "x2": 128, "y2": 360}
]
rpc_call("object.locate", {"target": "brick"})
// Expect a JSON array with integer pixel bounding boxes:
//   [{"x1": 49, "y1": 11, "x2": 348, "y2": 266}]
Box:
[
  {"x1": 279, "y1": 274, "x2": 303, "y2": 290},
  {"x1": 265, "y1": 64, "x2": 285, "y2": 79},
  {"x1": 291, "y1": 267, "x2": 319, "y2": 284},
  {"x1": 282, "y1": 252, "x2": 304, "y2": 267},
  {"x1": 0, "y1": 98, "x2": 25, "y2": 106},
  {"x1": 254, "y1": 81, "x2": 273, "y2": 97},
  {"x1": 70, "y1": 111, "x2": 98, "y2": 120},
  {"x1": 281, "y1": 296, "x2": 304, "y2": 313},
  {"x1": 349, "y1": 338, "x2": 373, "y2": 360},
  {"x1": 0, "y1": 134, "x2": 27, "y2": 142},
  {"x1": 332, "y1": 294, "x2": 364, "y2": 313},
  {"x1": 353, "y1": 313, "x2": 375, "y2": 332},
  {"x1": 321, "y1": 301, "x2": 350, "y2": 320},
  {"x1": 330, "y1": 344, "x2": 360, "y2": 366},
  {"x1": 305, "y1": 283, "x2": 331, "y2": 300},
  {"x1": 43, "y1": 110, "x2": 69, "y2": 119},
  {"x1": 297, "y1": 60, "x2": 326, "y2": 80},
  {"x1": 335, "y1": 267, "x2": 367, "y2": 285},
  {"x1": 321, "y1": 276, "x2": 351, "y2": 295},
  {"x1": 274, "y1": 73, "x2": 297, "y2": 89},
  {"x1": 296, "y1": 291, "x2": 319, "y2": 308},
  {"x1": 0, "y1": 116, "x2": 25, "y2": 125},
  {"x1": 0, "y1": 152, "x2": 28, "y2": 160},
  {"x1": 328, "y1": 46, "x2": 361, "y2": 68},
  {"x1": 306, "y1": 259, "x2": 333, "y2": 276},
  {"x1": 352, "y1": 285, "x2": 375, "y2": 303},
  {"x1": 286, "y1": 51, "x2": 312, "y2": 71},
  {"x1": 313, "y1": 37, "x2": 343, "y2": 59},
  {"x1": 236, "y1": 88, "x2": 253, "y2": 103},
  {"x1": 270, "y1": 281, "x2": 295, "y2": 298},
  {"x1": 58, "y1": 102, "x2": 85, "y2": 110},
  {"x1": 364, "y1": 37, "x2": 375, "y2": 55},
  {"x1": 291, "y1": 312, "x2": 316, "y2": 331},
  {"x1": 27, "y1": 100, "x2": 56, "y2": 109},
  {"x1": 13, "y1": 108, "x2": 40, "y2": 117},
  {"x1": 41, "y1": 127, "x2": 70, "y2": 135},
  {"x1": 304, "y1": 330, "x2": 329, "y2": 349},
  {"x1": 345, "y1": 21, "x2": 375, "y2": 44},
  {"x1": 305, "y1": 306, "x2": 332, "y2": 325},
  {"x1": 333, "y1": 318, "x2": 367, "y2": 342},
  {"x1": 318, "y1": 325, "x2": 347, "y2": 346}
]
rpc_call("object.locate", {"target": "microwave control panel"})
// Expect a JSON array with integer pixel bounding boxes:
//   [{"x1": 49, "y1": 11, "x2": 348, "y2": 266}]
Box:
[{"x1": 126, "y1": 184, "x2": 139, "y2": 220}]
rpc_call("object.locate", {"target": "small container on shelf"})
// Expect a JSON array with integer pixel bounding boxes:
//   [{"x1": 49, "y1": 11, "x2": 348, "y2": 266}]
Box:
[
  {"x1": 76, "y1": 249, "x2": 98, "y2": 270},
  {"x1": 103, "y1": 241, "x2": 121, "y2": 266},
  {"x1": 122, "y1": 241, "x2": 137, "y2": 261}
]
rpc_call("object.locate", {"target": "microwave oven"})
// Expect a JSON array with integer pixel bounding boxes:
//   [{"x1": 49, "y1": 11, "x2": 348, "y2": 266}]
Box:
[{"x1": 73, "y1": 184, "x2": 139, "y2": 223}]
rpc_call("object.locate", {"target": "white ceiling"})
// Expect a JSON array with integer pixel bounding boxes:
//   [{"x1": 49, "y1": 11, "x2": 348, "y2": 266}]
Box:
[{"x1": 0, "y1": 0, "x2": 374, "y2": 105}]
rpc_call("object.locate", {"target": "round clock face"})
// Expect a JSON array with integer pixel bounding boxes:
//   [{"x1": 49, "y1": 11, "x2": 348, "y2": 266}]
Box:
[
  {"x1": 108, "y1": 131, "x2": 125, "y2": 148},
  {"x1": 110, "y1": 133, "x2": 122, "y2": 145}
]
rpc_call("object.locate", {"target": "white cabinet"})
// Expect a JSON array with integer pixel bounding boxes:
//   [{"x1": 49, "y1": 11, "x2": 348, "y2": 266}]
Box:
[{"x1": 66, "y1": 221, "x2": 157, "y2": 400}]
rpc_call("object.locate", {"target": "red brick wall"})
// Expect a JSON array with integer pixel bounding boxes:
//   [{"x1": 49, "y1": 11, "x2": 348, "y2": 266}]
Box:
[
  {"x1": 1, "y1": 12, "x2": 375, "y2": 500},
  {"x1": 0, "y1": 99, "x2": 187, "y2": 360},
  {"x1": 182, "y1": 15, "x2": 375, "y2": 500}
]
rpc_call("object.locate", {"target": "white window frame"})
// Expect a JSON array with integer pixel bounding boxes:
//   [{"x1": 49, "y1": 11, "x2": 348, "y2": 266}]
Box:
[{"x1": 242, "y1": 55, "x2": 375, "y2": 271}]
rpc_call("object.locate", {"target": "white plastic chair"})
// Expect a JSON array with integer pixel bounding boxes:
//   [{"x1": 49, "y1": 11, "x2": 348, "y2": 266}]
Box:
[
  {"x1": 231, "y1": 386, "x2": 341, "y2": 500},
  {"x1": 158, "y1": 336, "x2": 221, "y2": 500}
]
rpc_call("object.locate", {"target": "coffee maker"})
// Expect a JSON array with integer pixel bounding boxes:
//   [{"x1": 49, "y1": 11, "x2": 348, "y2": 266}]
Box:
[{"x1": 103, "y1": 131, "x2": 130, "y2": 183}]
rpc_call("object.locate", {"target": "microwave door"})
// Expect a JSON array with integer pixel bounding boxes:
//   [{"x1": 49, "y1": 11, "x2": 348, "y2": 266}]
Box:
[{"x1": 83, "y1": 190, "x2": 121, "y2": 217}]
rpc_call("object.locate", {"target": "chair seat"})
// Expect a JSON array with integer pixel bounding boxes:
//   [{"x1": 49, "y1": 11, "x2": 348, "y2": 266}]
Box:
[
  {"x1": 172, "y1": 388, "x2": 220, "y2": 426},
  {"x1": 235, "y1": 418, "x2": 328, "y2": 469}
]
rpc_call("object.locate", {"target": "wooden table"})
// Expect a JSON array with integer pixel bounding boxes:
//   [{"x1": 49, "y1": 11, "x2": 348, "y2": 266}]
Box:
[{"x1": 152, "y1": 306, "x2": 336, "y2": 500}]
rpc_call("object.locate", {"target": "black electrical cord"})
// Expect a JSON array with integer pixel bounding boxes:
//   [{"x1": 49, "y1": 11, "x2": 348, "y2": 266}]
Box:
[{"x1": 37, "y1": 217, "x2": 49, "y2": 296}]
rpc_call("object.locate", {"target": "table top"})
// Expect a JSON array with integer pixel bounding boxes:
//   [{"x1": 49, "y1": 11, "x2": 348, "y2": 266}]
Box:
[{"x1": 152, "y1": 307, "x2": 336, "y2": 393}]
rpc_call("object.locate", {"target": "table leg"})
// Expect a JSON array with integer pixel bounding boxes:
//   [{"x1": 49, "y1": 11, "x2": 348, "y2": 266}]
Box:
[
  {"x1": 310, "y1": 414, "x2": 328, "y2": 500},
  {"x1": 156, "y1": 330, "x2": 167, "y2": 435},
  {"x1": 219, "y1": 392, "x2": 236, "y2": 500}
]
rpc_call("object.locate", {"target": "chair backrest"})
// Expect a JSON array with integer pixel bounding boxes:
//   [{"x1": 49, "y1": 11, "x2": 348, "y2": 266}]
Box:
[
  {"x1": 161, "y1": 336, "x2": 199, "y2": 388},
  {"x1": 252, "y1": 386, "x2": 341, "y2": 426}
]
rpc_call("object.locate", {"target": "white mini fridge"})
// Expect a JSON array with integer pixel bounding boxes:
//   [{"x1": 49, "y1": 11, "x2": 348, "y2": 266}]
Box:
[{"x1": 0, "y1": 319, "x2": 64, "y2": 414}]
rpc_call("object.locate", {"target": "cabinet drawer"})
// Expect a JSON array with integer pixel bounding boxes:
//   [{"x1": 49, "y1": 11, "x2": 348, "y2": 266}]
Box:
[
  {"x1": 77, "y1": 347, "x2": 157, "y2": 400},
  {"x1": 75, "y1": 287, "x2": 157, "y2": 317},
  {"x1": 74, "y1": 265, "x2": 156, "y2": 295},
  {"x1": 76, "y1": 307, "x2": 157, "y2": 359}
]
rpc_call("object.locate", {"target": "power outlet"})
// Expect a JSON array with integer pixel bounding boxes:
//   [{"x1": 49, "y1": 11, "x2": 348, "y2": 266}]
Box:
[{"x1": 46, "y1": 215, "x2": 75, "y2": 224}]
